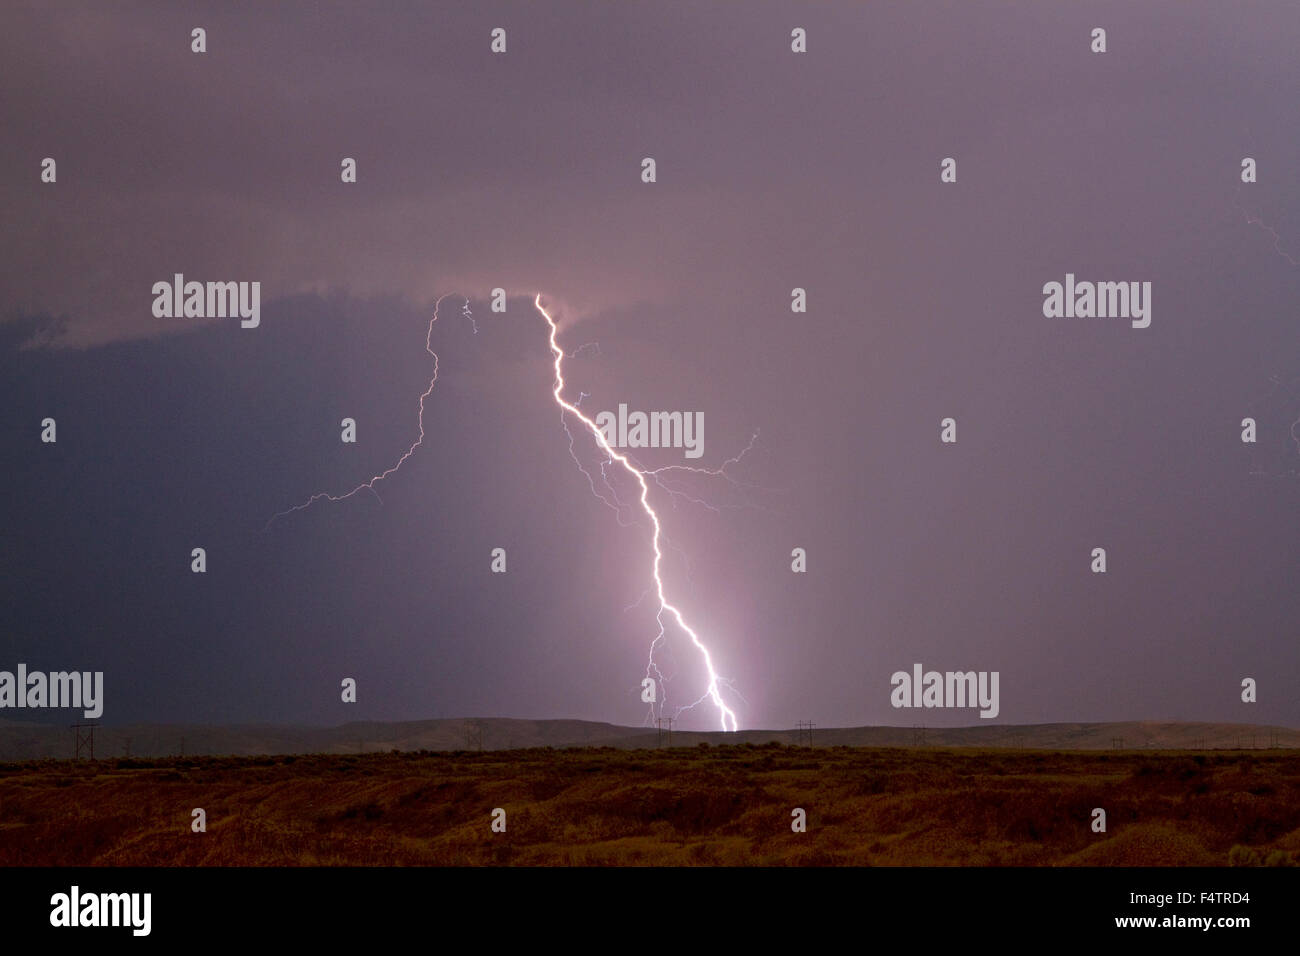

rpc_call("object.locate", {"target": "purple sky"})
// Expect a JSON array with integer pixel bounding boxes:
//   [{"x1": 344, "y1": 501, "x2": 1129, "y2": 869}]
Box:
[{"x1": 3, "y1": 1, "x2": 1299, "y2": 730}]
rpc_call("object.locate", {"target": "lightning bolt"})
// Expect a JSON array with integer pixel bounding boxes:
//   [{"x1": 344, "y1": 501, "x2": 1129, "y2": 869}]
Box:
[
  {"x1": 265, "y1": 290, "x2": 746, "y2": 732},
  {"x1": 537, "y1": 294, "x2": 739, "y2": 731},
  {"x1": 1233, "y1": 186, "x2": 1300, "y2": 268},
  {"x1": 263, "y1": 292, "x2": 473, "y2": 530},
  {"x1": 1240, "y1": 207, "x2": 1300, "y2": 267},
  {"x1": 1247, "y1": 373, "x2": 1300, "y2": 479},
  {"x1": 1230, "y1": 181, "x2": 1300, "y2": 479}
]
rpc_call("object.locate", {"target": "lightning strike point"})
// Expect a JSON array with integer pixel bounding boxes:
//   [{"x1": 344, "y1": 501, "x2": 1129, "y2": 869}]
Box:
[{"x1": 535, "y1": 294, "x2": 739, "y2": 732}]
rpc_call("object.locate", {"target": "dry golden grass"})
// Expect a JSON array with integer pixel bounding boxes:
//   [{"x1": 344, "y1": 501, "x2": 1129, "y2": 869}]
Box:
[{"x1": 1, "y1": 744, "x2": 1297, "y2": 866}]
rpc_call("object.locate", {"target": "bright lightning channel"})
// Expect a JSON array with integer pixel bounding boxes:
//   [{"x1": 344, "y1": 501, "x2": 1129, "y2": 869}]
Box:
[
  {"x1": 265, "y1": 291, "x2": 744, "y2": 732},
  {"x1": 536, "y1": 294, "x2": 739, "y2": 732}
]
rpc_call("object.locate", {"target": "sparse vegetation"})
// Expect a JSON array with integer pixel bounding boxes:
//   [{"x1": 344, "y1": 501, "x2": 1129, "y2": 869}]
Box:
[{"x1": 0, "y1": 746, "x2": 1297, "y2": 866}]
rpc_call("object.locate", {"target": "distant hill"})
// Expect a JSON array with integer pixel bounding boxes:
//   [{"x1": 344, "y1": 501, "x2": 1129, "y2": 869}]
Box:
[{"x1": 0, "y1": 716, "x2": 1295, "y2": 761}]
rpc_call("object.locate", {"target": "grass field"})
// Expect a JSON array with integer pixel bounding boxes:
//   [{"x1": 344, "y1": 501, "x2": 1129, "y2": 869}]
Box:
[{"x1": 1, "y1": 744, "x2": 1298, "y2": 866}]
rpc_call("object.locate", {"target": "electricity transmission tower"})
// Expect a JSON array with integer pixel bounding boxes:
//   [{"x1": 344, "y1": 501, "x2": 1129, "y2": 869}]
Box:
[
  {"x1": 656, "y1": 716, "x2": 674, "y2": 748},
  {"x1": 465, "y1": 724, "x2": 483, "y2": 752},
  {"x1": 71, "y1": 723, "x2": 96, "y2": 760}
]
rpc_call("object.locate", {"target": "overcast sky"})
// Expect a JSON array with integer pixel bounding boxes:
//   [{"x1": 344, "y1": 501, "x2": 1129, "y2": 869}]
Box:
[{"x1": 3, "y1": 1, "x2": 1299, "y2": 730}]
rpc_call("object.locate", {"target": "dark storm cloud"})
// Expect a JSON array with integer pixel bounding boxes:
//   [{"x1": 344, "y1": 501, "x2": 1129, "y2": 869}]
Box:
[{"x1": 2, "y1": 1, "x2": 1298, "y2": 730}]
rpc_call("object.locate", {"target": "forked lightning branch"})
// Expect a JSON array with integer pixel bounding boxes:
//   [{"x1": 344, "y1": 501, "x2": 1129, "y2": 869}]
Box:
[{"x1": 267, "y1": 293, "x2": 747, "y2": 731}]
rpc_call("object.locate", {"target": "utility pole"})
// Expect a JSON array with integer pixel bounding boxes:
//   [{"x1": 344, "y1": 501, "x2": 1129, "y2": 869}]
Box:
[{"x1": 796, "y1": 721, "x2": 815, "y2": 746}]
